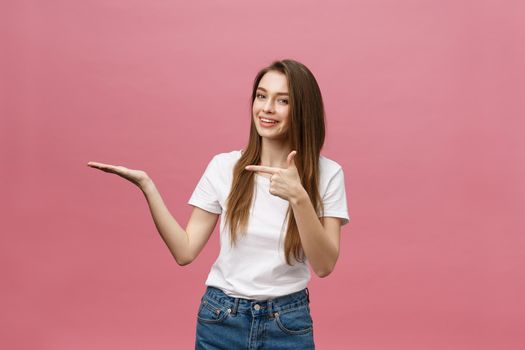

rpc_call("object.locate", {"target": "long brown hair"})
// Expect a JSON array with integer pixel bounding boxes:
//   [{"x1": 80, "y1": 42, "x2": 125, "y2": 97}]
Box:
[{"x1": 224, "y1": 59, "x2": 326, "y2": 265}]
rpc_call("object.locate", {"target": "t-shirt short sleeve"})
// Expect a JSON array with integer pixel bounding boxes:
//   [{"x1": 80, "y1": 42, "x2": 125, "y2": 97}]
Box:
[
  {"x1": 321, "y1": 167, "x2": 350, "y2": 226},
  {"x1": 188, "y1": 155, "x2": 222, "y2": 215}
]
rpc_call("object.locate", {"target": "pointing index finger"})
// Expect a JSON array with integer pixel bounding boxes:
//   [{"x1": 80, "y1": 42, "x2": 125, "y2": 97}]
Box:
[{"x1": 245, "y1": 165, "x2": 278, "y2": 175}]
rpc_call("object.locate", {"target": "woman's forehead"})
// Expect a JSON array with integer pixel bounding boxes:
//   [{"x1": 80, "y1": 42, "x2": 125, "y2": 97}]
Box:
[{"x1": 257, "y1": 71, "x2": 288, "y2": 93}]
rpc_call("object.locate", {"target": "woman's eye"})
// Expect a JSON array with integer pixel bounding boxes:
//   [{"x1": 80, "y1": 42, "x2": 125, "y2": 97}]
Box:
[
  {"x1": 256, "y1": 94, "x2": 266, "y2": 99},
  {"x1": 278, "y1": 99, "x2": 289, "y2": 105}
]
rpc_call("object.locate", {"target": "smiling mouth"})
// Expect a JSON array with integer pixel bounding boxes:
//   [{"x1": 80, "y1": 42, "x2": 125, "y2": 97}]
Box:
[{"x1": 259, "y1": 116, "x2": 279, "y2": 124}]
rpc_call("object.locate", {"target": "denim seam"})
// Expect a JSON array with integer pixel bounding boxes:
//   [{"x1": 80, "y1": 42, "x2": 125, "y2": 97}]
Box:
[
  {"x1": 197, "y1": 310, "x2": 228, "y2": 324},
  {"x1": 274, "y1": 302, "x2": 309, "y2": 314},
  {"x1": 274, "y1": 314, "x2": 313, "y2": 335},
  {"x1": 197, "y1": 299, "x2": 230, "y2": 324}
]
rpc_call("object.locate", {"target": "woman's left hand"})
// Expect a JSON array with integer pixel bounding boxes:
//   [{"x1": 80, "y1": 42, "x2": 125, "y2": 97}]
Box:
[{"x1": 245, "y1": 150, "x2": 305, "y2": 202}]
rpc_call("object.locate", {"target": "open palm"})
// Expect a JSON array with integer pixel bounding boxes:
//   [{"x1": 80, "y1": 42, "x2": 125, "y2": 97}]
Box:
[{"x1": 87, "y1": 161, "x2": 149, "y2": 188}]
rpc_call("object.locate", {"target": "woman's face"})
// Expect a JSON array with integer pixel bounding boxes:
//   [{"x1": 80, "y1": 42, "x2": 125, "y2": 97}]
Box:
[{"x1": 252, "y1": 70, "x2": 290, "y2": 141}]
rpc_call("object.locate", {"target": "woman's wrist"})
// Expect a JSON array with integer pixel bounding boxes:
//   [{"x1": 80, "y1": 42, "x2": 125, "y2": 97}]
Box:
[
  {"x1": 289, "y1": 186, "x2": 309, "y2": 207},
  {"x1": 139, "y1": 176, "x2": 155, "y2": 194}
]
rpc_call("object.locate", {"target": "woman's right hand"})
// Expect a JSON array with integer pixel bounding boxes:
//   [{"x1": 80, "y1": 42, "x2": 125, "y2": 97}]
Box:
[{"x1": 87, "y1": 161, "x2": 151, "y2": 189}]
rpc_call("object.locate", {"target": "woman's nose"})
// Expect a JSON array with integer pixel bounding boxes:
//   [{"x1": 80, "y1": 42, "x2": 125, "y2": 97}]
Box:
[{"x1": 263, "y1": 99, "x2": 275, "y2": 113}]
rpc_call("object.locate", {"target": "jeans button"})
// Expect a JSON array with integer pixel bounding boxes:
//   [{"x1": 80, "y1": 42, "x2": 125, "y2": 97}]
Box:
[{"x1": 254, "y1": 304, "x2": 261, "y2": 310}]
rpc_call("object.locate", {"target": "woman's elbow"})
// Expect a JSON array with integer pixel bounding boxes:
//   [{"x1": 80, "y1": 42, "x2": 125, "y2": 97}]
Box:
[
  {"x1": 314, "y1": 256, "x2": 338, "y2": 277},
  {"x1": 174, "y1": 254, "x2": 194, "y2": 266},
  {"x1": 314, "y1": 265, "x2": 335, "y2": 278}
]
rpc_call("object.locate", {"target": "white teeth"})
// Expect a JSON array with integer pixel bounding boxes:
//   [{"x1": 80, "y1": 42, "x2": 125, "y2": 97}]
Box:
[{"x1": 261, "y1": 118, "x2": 277, "y2": 123}]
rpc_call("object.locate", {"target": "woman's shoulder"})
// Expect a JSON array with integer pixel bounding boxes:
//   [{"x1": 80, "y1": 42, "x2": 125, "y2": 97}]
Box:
[
  {"x1": 209, "y1": 149, "x2": 243, "y2": 168},
  {"x1": 319, "y1": 154, "x2": 343, "y2": 174},
  {"x1": 318, "y1": 154, "x2": 347, "y2": 192}
]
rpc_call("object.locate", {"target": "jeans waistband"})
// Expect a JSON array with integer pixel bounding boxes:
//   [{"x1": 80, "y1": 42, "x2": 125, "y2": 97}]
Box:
[{"x1": 202, "y1": 286, "x2": 311, "y2": 318}]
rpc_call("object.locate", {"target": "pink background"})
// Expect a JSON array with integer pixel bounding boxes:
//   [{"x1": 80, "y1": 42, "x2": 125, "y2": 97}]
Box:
[{"x1": 1, "y1": 0, "x2": 524, "y2": 349}]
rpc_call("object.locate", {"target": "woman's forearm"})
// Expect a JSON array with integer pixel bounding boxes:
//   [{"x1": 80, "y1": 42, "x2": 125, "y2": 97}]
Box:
[
  {"x1": 140, "y1": 178, "x2": 192, "y2": 265},
  {"x1": 289, "y1": 189, "x2": 338, "y2": 277}
]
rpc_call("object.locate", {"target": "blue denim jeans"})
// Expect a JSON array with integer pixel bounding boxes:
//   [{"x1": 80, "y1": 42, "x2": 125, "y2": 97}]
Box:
[{"x1": 195, "y1": 286, "x2": 315, "y2": 349}]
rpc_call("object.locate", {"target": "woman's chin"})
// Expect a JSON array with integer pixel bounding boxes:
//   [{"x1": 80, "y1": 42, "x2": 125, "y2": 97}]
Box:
[{"x1": 258, "y1": 133, "x2": 289, "y2": 142}]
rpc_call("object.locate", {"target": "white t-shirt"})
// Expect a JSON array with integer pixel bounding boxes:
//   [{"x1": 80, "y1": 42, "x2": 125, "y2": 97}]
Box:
[{"x1": 188, "y1": 150, "x2": 350, "y2": 300}]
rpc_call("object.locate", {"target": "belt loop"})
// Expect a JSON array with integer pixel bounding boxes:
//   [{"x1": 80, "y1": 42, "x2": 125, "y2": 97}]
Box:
[
  {"x1": 305, "y1": 287, "x2": 310, "y2": 303},
  {"x1": 231, "y1": 297, "x2": 240, "y2": 315},
  {"x1": 268, "y1": 299, "x2": 275, "y2": 318}
]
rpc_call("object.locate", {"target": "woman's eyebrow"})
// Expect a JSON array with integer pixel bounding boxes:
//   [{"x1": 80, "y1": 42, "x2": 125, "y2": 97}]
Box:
[{"x1": 256, "y1": 87, "x2": 289, "y2": 96}]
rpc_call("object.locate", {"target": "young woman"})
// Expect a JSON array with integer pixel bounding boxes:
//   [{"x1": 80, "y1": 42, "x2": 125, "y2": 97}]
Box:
[{"x1": 87, "y1": 59, "x2": 350, "y2": 349}]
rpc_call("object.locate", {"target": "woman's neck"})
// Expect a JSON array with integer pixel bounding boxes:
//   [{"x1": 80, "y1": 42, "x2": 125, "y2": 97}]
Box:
[{"x1": 259, "y1": 138, "x2": 291, "y2": 168}]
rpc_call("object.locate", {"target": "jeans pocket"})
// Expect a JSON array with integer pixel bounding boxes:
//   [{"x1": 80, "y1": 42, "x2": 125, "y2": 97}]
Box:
[
  {"x1": 274, "y1": 305, "x2": 313, "y2": 335},
  {"x1": 197, "y1": 297, "x2": 230, "y2": 324}
]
